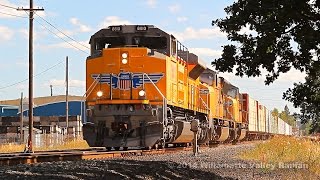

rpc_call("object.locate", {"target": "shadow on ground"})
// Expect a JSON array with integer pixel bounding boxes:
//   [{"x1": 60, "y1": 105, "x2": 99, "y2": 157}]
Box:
[{"x1": 0, "y1": 160, "x2": 234, "y2": 180}]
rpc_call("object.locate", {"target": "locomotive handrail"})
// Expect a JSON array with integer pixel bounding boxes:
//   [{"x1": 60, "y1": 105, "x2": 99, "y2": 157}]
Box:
[
  {"x1": 80, "y1": 74, "x2": 101, "y2": 123},
  {"x1": 85, "y1": 74, "x2": 101, "y2": 97},
  {"x1": 143, "y1": 73, "x2": 168, "y2": 144},
  {"x1": 142, "y1": 73, "x2": 166, "y2": 101},
  {"x1": 199, "y1": 96, "x2": 210, "y2": 111}
]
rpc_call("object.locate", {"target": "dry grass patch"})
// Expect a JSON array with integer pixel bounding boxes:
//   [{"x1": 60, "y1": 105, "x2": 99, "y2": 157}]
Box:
[
  {"x1": 240, "y1": 136, "x2": 320, "y2": 176},
  {"x1": 34, "y1": 138, "x2": 90, "y2": 151},
  {"x1": 0, "y1": 144, "x2": 24, "y2": 153},
  {"x1": 0, "y1": 138, "x2": 90, "y2": 153}
]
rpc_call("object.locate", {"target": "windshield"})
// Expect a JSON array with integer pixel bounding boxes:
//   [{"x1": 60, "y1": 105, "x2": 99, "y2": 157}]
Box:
[{"x1": 95, "y1": 36, "x2": 126, "y2": 50}]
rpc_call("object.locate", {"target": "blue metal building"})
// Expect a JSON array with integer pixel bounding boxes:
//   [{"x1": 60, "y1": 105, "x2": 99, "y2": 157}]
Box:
[
  {"x1": 0, "y1": 96, "x2": 85, "y2": 122},
  {"x1": 0, "y1": 105, "x2": 19, "y2": 116},
  {"x1": 22, "y1": 101, "x2": 83, "y2": 116}
]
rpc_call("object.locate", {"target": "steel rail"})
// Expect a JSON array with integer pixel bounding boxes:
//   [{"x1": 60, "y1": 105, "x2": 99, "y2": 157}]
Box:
[{"x1": 0, "y1": 147, "x2": 192, "y2": 166}]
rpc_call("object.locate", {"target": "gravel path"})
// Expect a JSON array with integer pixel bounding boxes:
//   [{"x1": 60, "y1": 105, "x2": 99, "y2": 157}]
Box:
[{"x1": 0, "y1": 142, "x2": 317, "y2": 180}]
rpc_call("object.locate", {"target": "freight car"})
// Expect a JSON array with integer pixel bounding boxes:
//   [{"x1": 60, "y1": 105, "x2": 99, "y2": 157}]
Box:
[
  {"x1": 241, "y1": 93, "x2": 293, "y2": 140},
  {"x1": 83, "y1": 25, "x2": 291, "y2": 150}
]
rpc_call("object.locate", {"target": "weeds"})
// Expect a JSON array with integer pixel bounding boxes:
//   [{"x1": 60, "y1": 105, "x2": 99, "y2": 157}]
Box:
[
  {"x1": 240, "y1": 136, "x2": 320, "y2": 176},
  {"x1": 0, "y1": 137, "x2": 89, "y2": 153}
]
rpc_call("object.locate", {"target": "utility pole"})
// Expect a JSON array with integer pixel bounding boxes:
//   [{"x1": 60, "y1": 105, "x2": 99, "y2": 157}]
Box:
[
  {"x1": 17, "y1": 1, "x2": 44, "y2": 153},
  {"x1": 66, "y1": 56, "x2": 69, "y2": 135},
  {"x1": 20, "y1": 92, "x2": 23, "y2": 143},
  {"x1": 50, "y1": 84, "x2": 53, "y2": 96}
]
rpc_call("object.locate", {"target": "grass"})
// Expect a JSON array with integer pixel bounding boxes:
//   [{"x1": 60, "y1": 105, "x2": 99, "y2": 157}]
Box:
[
  {"x1": 240, "y1": 136, "x2": 320, "y2": 176},
  {"x1": 0, "y1": 137, "x2": 89, "y2": 153},
  {"x1": 0, "y1": 143, "x2": 24, "y2": 153},
  {"x1": 34, "y1": 138, "x2": 90, "y2": 151}
]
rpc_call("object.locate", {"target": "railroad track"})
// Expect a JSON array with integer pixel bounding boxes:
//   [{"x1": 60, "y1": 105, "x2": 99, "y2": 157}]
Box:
[
  {"x1": 0, "y1": 147, "x2": 194, "y2": 166},
  {"x1": 0, "y1": 139, "x2": 268, "y2": 166}
]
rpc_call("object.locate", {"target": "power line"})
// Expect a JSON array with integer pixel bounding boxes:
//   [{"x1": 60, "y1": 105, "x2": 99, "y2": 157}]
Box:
[
  {"x1": 0, "y1": 3, "x2": 16, "y2": 9},
  {"x1": 34, "y1": 13, "x2": 90, "y2": 50},
  {"x1": 30, "y1": 1, "x2": 89, "y2": 50},
  {"x1": 33, "y1": 17, "x2": 89, "y2": 54},
  {"x1": 0, "y1": 60, "x2": 64, "y2": 90},
  {"x1": 31, "y1": 17, "x2": 89, "y2": 54},
  {"x1": 1, "y1": 3, "x2": 89, "y2": 54},
  {"x1": 0, "y1": 11, "x2": 27, "y2": 18}
]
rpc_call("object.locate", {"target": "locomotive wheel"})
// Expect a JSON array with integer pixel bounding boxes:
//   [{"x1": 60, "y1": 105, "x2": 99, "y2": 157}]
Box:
[
  {"x1": 154, "y1": 144, "x2": 159, "y2": 150},
  {"x1": 209, "y1": 141, "x2": 219, "y2": 148},
  {"x1": 114, "y1": 147, "x2": 120, "y2": 151},
  {"x1": 144, "y1": 146, "x2": 152, "y2": 150},
  {"x1": 157, "y1": 142, "x2": 164, "y2": 149},
  {"x1": 106, "y1": 147, "x2": 112, "y2": 151},
  {"x1": 123, "y1": 147, "x2": 128, "y2": 151}
]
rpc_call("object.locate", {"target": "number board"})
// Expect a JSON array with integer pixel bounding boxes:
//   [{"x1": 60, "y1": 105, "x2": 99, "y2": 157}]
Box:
[
  {"x1": 110, "y1": 26, "x2": 122, "y2": 32},
  {"x1": 136, "y1": 25, "x2": 148, "y2": 31}
]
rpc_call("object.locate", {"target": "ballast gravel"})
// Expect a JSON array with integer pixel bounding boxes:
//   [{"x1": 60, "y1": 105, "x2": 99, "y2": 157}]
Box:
[{"x1": 0, "y1": 142, "x2": 317, "y2": 180}]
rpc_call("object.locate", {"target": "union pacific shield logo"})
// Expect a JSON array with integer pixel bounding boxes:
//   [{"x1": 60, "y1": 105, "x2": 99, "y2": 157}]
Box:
[
  {"x1": 91, "y1": 72, "x2": 164, "y2": 90},
  {"x1": 119, "y1": 72, "x2": 131, "y2": 90}
]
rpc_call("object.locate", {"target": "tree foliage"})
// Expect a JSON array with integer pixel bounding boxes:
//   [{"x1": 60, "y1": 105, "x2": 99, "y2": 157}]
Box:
[
  {"x1": 279, "y1": 105, "x2": 296, "y2": 126},
  {"x1": 213, "y1": 0, "x2": 320, "y2": 133},
  {"x1": 271, "y1": 108, "x2": 279, "y2": 118},
  {"x1": 283, "y1": 62, "x2": 320, "y2": 131}
]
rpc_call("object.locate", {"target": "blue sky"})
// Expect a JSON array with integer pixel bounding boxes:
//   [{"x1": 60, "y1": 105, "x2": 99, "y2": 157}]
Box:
[{"x1": 0, "y1": 0, "x2": 306, "y2": 113}]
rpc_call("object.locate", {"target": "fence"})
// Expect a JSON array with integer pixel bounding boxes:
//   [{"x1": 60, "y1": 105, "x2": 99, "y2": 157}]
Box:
[{"x1": 0, "y1": 130, "x2": 83, "y2": 148}]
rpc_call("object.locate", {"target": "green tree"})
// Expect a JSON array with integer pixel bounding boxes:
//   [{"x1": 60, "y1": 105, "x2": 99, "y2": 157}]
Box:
[
  {"x1": 300, "y1": 120, "x2": 313, "y2": 135},
  {"x1": 279, "y1": 105, "x2": 296, "y2": 126},
  {"x1": 271, "y1": 108, "x2": 279, "y2": 119},
  {"x1": 212, "y1": 0, "x2": 320, "y2": 133}
]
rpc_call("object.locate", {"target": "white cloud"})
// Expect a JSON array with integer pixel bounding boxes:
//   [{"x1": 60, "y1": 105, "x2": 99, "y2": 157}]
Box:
[
  {"x1": 41, "y1": 40, "x2": 90, "y2": 52},
  {"x1": 99, "y1": 16, "x2": 132, "y2": 28},
  {"x1": 177, "y1": 17, "x2": 188, "y2": 22},
  {"x1": 189, "y1": 48, "x2": 222, "y2": 59},
  {"x1": 19, "y1": 27, "x2": 48, "y2": 40},
  {"x1": 35, "y1": 11, "x2": 46, "y2": 18},
  {"x1": 47, "y1": 79, "x2": 85, "y2": 87},
  {"x1": 146, "y1": 0, "x2": 157, "y2": 8},
  {"x1": 0, "y1": 0, "x2": 23, "y2": 19},
  {"x1": 0, "y1": 26, "x2": 13, "y2": 41},
  {"x1": 219, "y1": 68, "x2": 306, "y2": 84},
  {"x1": 277, "y1": 69, "x2": 306, "y2": 83},
  {"x1": 70, "y1": 17, "x2": 92, "y2": 32},
  {"x1": 55, "y1": 30, "x2": 74, "y2": 39},
  {"x1": 171, "y1": 27, "x2": 226, "y2": 41},
  {"x1": 239, "y1": 25, "x2": 255, "y2": 35},
  {"x1": 168, "y1": 4, "x2": 180, "y2": 13},
  {"x1": 15, "y1": 82, "x2": 28, "y2": 91},
  {"x1": 19, "y1": 29, "x2": 29, "y2": 39}
]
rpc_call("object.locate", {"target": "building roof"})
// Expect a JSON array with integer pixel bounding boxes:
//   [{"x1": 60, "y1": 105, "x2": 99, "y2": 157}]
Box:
[{"x1": 0, "y1": 95, "x2": 83, "y2": 107}]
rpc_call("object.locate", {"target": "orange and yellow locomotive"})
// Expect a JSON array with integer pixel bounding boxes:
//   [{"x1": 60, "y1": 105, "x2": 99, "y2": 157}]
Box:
[{"x1": 83, "y1": 25, "x2": 247, "y2": 150}]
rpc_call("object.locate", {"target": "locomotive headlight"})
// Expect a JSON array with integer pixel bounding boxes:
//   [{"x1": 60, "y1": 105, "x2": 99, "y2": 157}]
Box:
[
  {"x1": 121, "y1": 53, "x2": 128, "y2": 59},
  {"x1": 139, "y1": 90, "x2": 145, "y2": 97},
  {"x1": 122, "y1": 58, "x2": 128, "y2": 64},
  {"x1": 97, "y1": 91, "x2": 103, "y2": 97}
]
